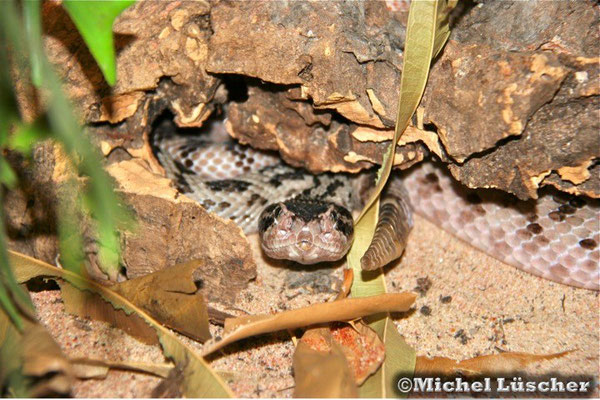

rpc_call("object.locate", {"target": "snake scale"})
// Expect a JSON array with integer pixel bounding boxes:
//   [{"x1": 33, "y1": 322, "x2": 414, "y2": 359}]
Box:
[{"x1": 153, "y1": 118, "x2": 599, "y2": 291}]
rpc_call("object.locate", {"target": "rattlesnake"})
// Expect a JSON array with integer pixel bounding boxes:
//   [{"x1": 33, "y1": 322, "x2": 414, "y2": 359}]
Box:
[{"x1": 153, "y1": 118, "x2": 599, "y2": 290}]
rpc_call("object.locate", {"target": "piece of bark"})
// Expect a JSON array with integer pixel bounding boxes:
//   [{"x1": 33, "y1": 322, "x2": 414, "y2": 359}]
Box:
[
  {"x1": 107, "y1": 159, "x2": 256, "y2": 305},
  {"x1": 226, "y1": 84, "x2": 426, "y2": 173},
  {"x1": 207, "y1": 0, "x2": 406, "y2": 129}
]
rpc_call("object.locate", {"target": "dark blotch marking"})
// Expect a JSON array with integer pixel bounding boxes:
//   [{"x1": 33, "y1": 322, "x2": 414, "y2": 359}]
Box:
[
  {"x1": 580, "y1": 238, "x2": 597, "y2": 250},
  {"x1": 268, "y1": 170, "x2": 307, "y2": 188},
  {"x1": 235, "y1": 161, "x2": 243, "y2": 168},
  {"x1": 533, "y1": 235, "x2": 550, "y2": 247},
  {"x1": 206, "y1": 179, "x2": 251, "y2": 192},
  {"x1": 569, "y1": 197, "x2": 586, "y2": 208},
  {"x1": 238, "y1": 153, "x2": 246, "y2": 160},
  {"x1": 246, "y1": 193, "x2": 261, "y2": 207},
  {"x1": 440, "y1": 295, "x2": 452, "y2": 304},
  {"x1": 325, "y1": 180, "x2": 344, "y2": 197},
  {"x1": 174, "y1": 160, "x2": 195, "y2": 175},
  {"x1": 558, "y1": 204, "x2": 576, "y2": 215},
  {"x1": 466, "y1": 192, "x2": 482, "y2": 205},
  {"x1": 247, "y1": 157, "x2": 255, "y2": 164},
  {"x1": 184, "y1": 159, "x2": 193, "y2": 168},
  {"x1": 473, "y1": 204, "x2": 486, "y2": 216},
  {"x1": 218, "y1": 201, "x2": 231, "y2": 211},
  {"x1": 258, "y1": 203, "x2": 282, "y2": 233},
  {"x1": 420, "y1": 305, "x2": 431, "y2": 316},
  {"x1": 332, "y1": 204, "x2": 353, "y2": 237},
  {"x1": 202, "y1": 199, "x2": 216, "y2": 208},
  {"x1": 526, "y1": 222, "x2": 543, "y2": 234},
  {"x1": 283, "y1": 197, "x2": 330, "y2": 222},
  {"x1": 516, "y1": 228, "x2": 533, "y2": 241},
  {"x1": 527, "y1": 213, "x2": 538, "y2": 222},
  {"x1": 175, "y1": 175, "x2": 192, "y2": 193},
  {"x1": 424, "y1": 172, "x2": 439, "y2": 184},
  {"x1": 548, "y1": 211, "x2": 565, "y2": 222},
  {"x1": 552, "y1": 194, "x2": 569, "y2": 204}
]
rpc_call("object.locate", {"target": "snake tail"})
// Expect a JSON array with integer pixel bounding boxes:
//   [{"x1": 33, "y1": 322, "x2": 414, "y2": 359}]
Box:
[{"x1": 361, "y1": 178, "x2": 414, "y2": 271}]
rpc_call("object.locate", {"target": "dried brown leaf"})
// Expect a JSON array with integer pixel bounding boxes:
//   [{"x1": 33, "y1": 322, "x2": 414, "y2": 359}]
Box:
[
  {"x1": 415, "y1": 351, "x2": 573, "y2": 377},
  {"x1": 1, "y1": 297, "x2": 74, "y2": 397},
  {"x1": 59, "y1": 281, "x2": 159, "y2": 345},
  {"x1": 112, "y1": 259, "x2": 211, "y2": 342},
  {"x1": 71, "y1": 357, "x2": 173, "y2": 379},
  {"x1": 203, "y1": 292, "x2": 416, "y2": 356},
  {"x1": 293, "y1": 327, "x2": 358, "y2": 398}
]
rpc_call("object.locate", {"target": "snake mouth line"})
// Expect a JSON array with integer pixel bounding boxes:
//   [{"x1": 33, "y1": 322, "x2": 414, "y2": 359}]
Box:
[{"x1": 262, "y1": 241, "x2": 345, "y2": 253}]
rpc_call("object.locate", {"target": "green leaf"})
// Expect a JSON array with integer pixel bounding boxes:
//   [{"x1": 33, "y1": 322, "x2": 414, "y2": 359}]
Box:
[
  {"x1": 23, "y1": 0, "x2": 43, "y2": 87},
  {"x1": 0, "y1": 193, "x2": 36, "y2": 333},
  {"x1": 355, "y1": 0, "x2": 453, "y2": 224},
  {"x1": 0, "y1": 157, "x2": 17, "y2": 188},
  {"x1": 62, "y1": 0, "x2": 135, "y2": 86},
  {"x1": 8, "y1": 121, "x2": 49, "y2": 154},
  {"x1": 358, "y1": 315, "x2": 416, "y2": 398},
  {"x1": 9, "y1": 250, "x2": 234, "y2": 398},
  {"x1": 3, "y1": 0, "x2": 134, "y2": 280},
  {"x1": 348, "y1": 1, "x2": 455, "y2": 396}
]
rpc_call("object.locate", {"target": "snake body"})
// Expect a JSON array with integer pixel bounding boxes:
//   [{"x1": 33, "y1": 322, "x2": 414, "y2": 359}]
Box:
[{"x1": 153, "y1": 119, "x2": 599, "y2": 290}]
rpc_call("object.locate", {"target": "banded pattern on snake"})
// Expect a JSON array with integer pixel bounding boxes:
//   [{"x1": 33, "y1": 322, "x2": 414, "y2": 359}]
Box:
[{"x1": 153, "y1": 119, "x2": 599, "y2": 291}]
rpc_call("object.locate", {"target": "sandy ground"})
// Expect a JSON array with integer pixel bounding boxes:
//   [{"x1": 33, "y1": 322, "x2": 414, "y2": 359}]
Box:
[{"x1": 31, "y1": 214, "x2": 599, "y2": 397}]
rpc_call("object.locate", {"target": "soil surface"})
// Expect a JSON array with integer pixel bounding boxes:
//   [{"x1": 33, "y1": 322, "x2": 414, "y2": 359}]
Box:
[{"x1": 31, "y1": 214, "x2": 599, "y2": 398}]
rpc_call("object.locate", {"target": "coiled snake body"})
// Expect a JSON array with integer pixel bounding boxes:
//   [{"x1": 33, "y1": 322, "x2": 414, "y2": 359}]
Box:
[{"x1": 153, "y1": 120, "x2": 599, "y2": 290}]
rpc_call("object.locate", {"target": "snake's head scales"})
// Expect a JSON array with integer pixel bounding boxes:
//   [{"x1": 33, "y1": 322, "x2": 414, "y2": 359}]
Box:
[{"x1": 258, "y1": 197, "x2": 354, "y2": 264}]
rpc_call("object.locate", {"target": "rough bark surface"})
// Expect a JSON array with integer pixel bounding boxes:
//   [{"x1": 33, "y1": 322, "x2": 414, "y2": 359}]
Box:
[{"x1": 35, "y1": 0, "x2": 598, "y2": 200}]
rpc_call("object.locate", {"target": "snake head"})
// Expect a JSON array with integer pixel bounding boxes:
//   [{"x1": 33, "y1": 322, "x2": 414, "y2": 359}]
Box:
[{"x1": 258, "y1": 198, "x2": 354, "y2": 264}]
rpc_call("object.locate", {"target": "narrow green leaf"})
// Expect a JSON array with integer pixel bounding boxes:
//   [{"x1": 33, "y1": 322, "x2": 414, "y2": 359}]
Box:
[
  {"x1": 0, "y1": 157, "x2": 17, "y2": 188},
  {"x1": 8, "y1": 121, "x2": 49, "y2": 154},
  {"x1": 0, "y1": 193, "x2": 35, "y2": 332},
  {"x1": 348, "y1": 1, "x2": 454, "y2": 396},
  {"x1": 3, "y1": 0, "x2": 134, "y2": 280},
  {"x1": 348, "y1": 198, "x2": 386, "y2": 298},
  {"x1": 356, "y1": 0, "x2": 453, "y2": 224},
  {"x1": 62, "y1": 0, "x2": 135, "y2": 86},
  {"x1": 23, "y1": 0, "x2": 43, "y2": 87}
]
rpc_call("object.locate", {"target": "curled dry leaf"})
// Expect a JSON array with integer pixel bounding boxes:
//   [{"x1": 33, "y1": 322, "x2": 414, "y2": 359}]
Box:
[
  {"x1": 415, "y1": 351, "x2": 574, "y2": 377},
  {"x1": 293, "y1": 327, "x2": 359, "y2": 398},
  {"x1": 202, "y1": 292, "x2": 416, "y2": 356},
  {"x1": 112, "y1": 259, "x2": 211, "y2": 342}
]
